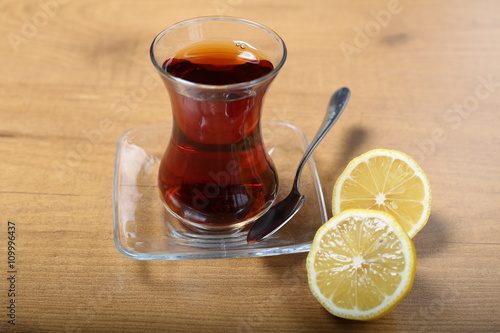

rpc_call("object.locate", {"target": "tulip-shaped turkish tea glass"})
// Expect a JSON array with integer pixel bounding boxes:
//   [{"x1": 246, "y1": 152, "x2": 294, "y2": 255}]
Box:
[{"x1": 150, "y1": 17, "x2": 287, "y2": 234}]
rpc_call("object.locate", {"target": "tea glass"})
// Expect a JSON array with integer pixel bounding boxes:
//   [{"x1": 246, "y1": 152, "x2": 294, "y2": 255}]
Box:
[{"x1": 150, "y1": 16, "x2": 287, "y2": 234}]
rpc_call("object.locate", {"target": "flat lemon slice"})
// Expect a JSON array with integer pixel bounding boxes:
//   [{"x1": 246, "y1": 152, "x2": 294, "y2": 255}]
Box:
[
  {"x1": 333, "y1": 149, "x2": 432, "y2": 238},
  {"x1": 307, "y1": 209, "x2": 416, "y2": 320}
]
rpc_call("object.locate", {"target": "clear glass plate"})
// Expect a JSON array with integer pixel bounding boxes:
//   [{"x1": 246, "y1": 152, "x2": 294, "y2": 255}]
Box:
[{"x1": 113, "y1": 120, "x2": 327, "y2": 260}]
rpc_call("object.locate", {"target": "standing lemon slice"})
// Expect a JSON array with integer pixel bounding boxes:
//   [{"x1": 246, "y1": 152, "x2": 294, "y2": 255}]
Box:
[
  {"x1": 307, "y1": 209, "x2": 416, "y2": 320},
  {"x1": 333, "y1": 149, "x2": 431, "y2": 238}
]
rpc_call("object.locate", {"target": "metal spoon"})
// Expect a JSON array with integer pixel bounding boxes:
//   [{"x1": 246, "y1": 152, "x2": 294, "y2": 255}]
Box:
[{"x1": 247, "y1": 87, "x2": 351, "y2": 243}]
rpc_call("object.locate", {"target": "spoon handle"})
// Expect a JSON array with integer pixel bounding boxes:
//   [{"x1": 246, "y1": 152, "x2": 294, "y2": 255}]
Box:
[{"x1": 293, "y1": 87, "x2": 351, "y2": 185}]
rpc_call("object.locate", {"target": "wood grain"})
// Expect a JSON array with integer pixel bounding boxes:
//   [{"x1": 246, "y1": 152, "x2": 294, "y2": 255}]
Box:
[{"x1": 1, "y1": 0, "x2": 499, "y2": 332}]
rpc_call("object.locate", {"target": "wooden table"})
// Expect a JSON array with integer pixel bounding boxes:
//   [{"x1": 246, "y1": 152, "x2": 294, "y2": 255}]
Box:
[{"x1": 1, "y1": 0, "x2": 499, "y2": 331}]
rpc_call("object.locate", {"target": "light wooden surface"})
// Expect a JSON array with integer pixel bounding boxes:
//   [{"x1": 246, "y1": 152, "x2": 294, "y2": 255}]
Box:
[{"x1": 1, "y1": 0, "x2": 499, "y2": 332}]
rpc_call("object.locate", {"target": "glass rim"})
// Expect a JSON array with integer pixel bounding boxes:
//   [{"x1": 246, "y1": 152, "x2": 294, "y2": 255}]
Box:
[{"x1": 149, "y1": 16, "x2": 287, "y2": 90}]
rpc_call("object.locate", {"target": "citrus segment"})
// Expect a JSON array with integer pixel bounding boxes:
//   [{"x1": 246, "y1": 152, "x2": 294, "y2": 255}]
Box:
[
  {"x1": 333, "y1": 149, "x2": 431, "y2": 238},
  {"x1": 307, "y1": 209, "x2": 416, "y2": 320}
]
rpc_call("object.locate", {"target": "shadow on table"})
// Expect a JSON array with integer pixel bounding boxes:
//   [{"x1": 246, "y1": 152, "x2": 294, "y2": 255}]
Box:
[
  {"x1": 338, "y1": 125, "x2": 370, "y2": 159},
  {"x1": 330, "y1": 124, "x2": 370, "y2": 173},
  {"x1": 413, "y1": 212, "x2": 450, "y2": 257}
]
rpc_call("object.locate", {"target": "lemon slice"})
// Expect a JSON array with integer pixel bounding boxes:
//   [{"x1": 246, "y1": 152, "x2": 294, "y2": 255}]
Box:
[
  {"x1": 333, "y1": 149, "x2": 431, "y2": 238},
  {"x1": 307, "y1": 209, "x2": 416, "y2": 320}
]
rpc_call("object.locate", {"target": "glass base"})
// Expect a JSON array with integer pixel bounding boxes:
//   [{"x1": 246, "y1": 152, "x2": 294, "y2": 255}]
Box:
[
  {"x1": 161, "y1": 199, "x2": 263, "y2": 237},
  {"x1": 113, "y1": 120, "x2": 327, "y2": 260}
]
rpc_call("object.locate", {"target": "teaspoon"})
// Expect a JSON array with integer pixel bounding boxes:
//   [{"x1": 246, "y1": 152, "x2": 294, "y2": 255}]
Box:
[{"x1": 247, "y1": 87, "x2": 351, "y2": 243}]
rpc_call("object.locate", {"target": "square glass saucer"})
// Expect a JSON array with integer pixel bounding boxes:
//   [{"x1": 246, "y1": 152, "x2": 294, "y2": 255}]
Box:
[{"x1": 113, "y1": 120, "x2": 327, "y2": 260}]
